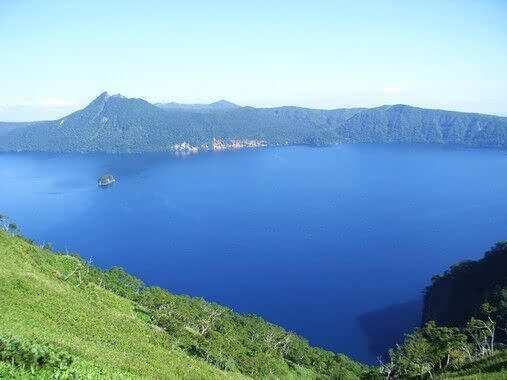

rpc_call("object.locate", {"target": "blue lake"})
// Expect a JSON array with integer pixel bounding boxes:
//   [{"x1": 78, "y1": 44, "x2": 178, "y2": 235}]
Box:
[{"x1": 1, "y1": 144, "x2": 507, "y2": 364}]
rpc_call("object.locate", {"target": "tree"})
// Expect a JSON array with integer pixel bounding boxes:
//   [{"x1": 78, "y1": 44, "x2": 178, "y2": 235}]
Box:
[
  {"x1": 389, "y1": 331, "x2": 436, "y2": 379},
  {"x1": 103, "y1": 267, "x2": 144, "y2": 300},
  {"x1": 7, "y1": 223, "x2": 19, "y2": 234},
  {"x1": 385, "y1": 322, "x2": 473, "y2": 379},
  {"x1": 378, "y1": 355, "x2": 395, "y2": 379},
  {"x1": 421, "y1": 321, "x2": 469, "y2": 370},
  {"x1": 466, "y1": 304, "x2": 496, "y2": 358},
  {"x1": 0, "y1": 214, "x2": 8, "y2": 231},
  {"x1": 198, "y1": 307, "x2": 223, "y2": 336}
]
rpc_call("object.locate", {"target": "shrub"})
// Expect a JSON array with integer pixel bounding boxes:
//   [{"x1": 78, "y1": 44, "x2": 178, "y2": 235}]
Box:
[{"x1": 0, "y1": 334, "x2": 73, "y2": 372}]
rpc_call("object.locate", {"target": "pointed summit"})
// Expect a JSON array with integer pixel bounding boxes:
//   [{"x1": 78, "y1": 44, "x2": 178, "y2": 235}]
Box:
[
  {"x1": 75, "y1": 92, "x2": 113, "y2": 118},
  {"x1": 96, "y1": 91, "x2": 110, "y2": 100},
  {"x1": 82, "y1": 92, "x2": 131, "y2": 112},
  {"x1": 85, "y1": 91, "x2": 110, "y2": 107},
  {"x1": 210, "y1": 100, "x2": 240, "y2": 109}
]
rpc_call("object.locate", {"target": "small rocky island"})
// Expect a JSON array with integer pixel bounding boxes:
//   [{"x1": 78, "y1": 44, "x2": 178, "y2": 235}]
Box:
[{"x1": 98, "y1": 174, "x2": 115, "y2": 186}]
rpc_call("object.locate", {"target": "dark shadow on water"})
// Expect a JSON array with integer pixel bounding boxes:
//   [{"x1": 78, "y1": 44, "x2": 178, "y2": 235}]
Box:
[{"x1": 357, "y1": 298, "x2": 422, "y2": 360}]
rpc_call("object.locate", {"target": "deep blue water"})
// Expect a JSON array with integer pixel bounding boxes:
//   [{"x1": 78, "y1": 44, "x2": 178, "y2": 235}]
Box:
[{"x1": 1, "y1": 144, "x2": 507, "y2": 364}]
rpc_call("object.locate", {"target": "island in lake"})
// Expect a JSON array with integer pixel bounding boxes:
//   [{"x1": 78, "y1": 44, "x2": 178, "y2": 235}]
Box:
[{"x1": 98, "y1": 174, "x2": 115, "y2": 186}]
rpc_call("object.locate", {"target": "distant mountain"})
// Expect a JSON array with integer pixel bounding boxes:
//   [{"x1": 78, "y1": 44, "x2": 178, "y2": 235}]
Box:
[
  {"x1": 0, "y1": 92, "x2": 506, "y2": 153},
  {"x1": 154, "y1": 100, "x2": 241, "y2": 112},
  {"x1": 335, "y1": 104, "x2": 507, "y2": 146},
  {"x1": 155, "y1": 99, "x2": 240, "y2": 112}
]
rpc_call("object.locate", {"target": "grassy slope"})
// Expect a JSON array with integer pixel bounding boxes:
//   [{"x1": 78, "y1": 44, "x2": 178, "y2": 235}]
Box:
[
  {"x1": 0, "y1": 230, "x2": 246, "y2": 379},
  {"x1": 438, "y1": 350, "x2": 507, "y2": 379}
]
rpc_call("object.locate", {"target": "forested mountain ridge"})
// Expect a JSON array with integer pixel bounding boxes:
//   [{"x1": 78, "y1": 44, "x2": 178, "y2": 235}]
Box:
[
  {"x1": 336, "y1": 104, "x2": 507, "y2": 146},
  {"x1": 0, "y1": 92, "x2": 506, "y2": 153}
]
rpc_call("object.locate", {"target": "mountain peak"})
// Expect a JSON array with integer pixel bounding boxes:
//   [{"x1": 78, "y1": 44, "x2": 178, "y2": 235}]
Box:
[
  {"x1": 98, "y1": 91, "x2": 110, "y2": 99},
  {"x1": 84, "y1": 92, "x2": 130, "y2": 110},
  {"x1": 83, "y1": 92, "x2": 111, "y2": 110},
  {"x1": 91, "y1": 92, "x2": 127, "y2": 102},
  {"x1": 211, "y1": 99, "x2": 239, "y2": 108},
  {"x1": 389, "y1": 104, "x2": 411, "y2": 109}
]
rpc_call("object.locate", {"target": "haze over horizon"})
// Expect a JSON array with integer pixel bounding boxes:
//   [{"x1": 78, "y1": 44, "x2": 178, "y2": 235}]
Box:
[{"x1": 1, "y1": 0, "x2": 506, "y2": 121}]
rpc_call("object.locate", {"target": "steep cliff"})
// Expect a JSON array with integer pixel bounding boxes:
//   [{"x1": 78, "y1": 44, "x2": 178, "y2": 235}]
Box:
[{"x1": 423, "y1": 242, "x2": 507, "y2": 327}]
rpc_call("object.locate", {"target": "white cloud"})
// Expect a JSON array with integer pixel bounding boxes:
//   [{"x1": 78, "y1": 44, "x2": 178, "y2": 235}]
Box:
[
  {"x1": 39, "y1": 98, "x2": 74, "y2": 107},
  {"x1": 0, "y1": 101, "x2": 34, "y2": 107},
  {"x1": 0, "y1": 98, "x2": 74, "y2": 110},
  {"x1": 383, "y1": 87, "x2": 401, "y2": 95}
]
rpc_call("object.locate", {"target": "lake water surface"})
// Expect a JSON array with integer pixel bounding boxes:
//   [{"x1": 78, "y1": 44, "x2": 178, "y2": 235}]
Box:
[{"x1": 2, "y1": 144, "x2": 507, "y2": 363}]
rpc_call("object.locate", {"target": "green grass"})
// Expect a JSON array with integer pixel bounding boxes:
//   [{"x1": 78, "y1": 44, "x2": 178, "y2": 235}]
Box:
[
  {"x1": 437, "y1": 350, "x2": 507, "y2": 379},
  {"x1": 0, "y1": 230, "x2": 246, "y2": 379},
  {"x1": 0, "y1": 353, "x2": 138, "y2": 379}
]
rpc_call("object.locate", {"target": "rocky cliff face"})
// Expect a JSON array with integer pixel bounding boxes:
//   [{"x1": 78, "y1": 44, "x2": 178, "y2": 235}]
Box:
[
  {"x1": 422, "y1": 242, "x2": 507, "y2": 327},
  {"x1": 211, "y1": 138, "x2": 267, "y2": 151},
  {"x1": 170, "y1": 139, "x2": 267, "y2": 154}
]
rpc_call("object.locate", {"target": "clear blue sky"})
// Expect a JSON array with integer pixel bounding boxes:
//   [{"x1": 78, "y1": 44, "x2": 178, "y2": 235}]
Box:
[{"x1": 1, "y1": 0, "x2": 506, "y2": 121}]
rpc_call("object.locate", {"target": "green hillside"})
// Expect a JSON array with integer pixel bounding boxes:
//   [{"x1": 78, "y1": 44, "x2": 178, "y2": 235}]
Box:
[
  {"x1": 438, "y1": 350, "x2": 507, "y2": 379},
  {"x1": 0, "y1": 228, "x2": 367, "y2": 379}
]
